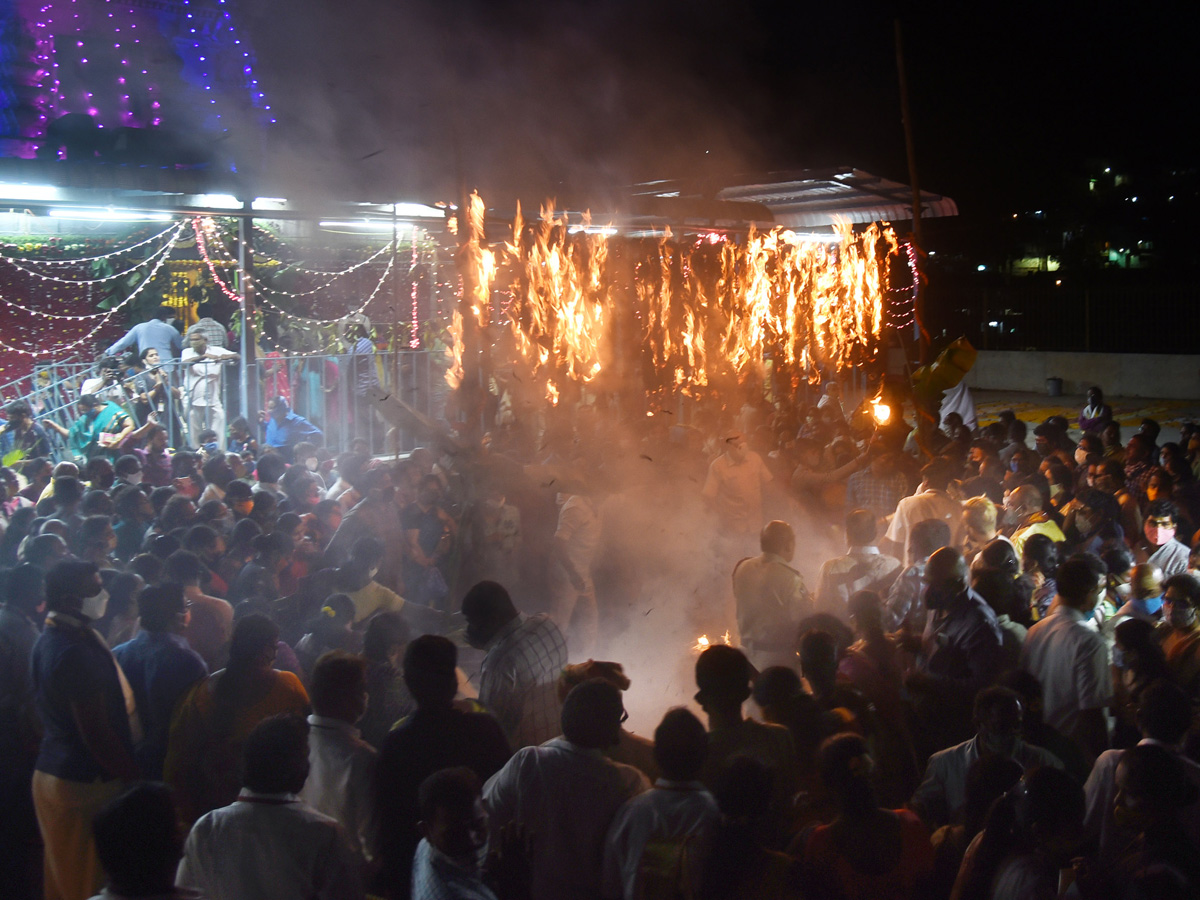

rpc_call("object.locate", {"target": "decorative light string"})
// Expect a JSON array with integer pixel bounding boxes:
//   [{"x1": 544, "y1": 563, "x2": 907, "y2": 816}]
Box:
[
  {"x1": 1, "y1": 219, "x2": 183, "y2": 265},
  {"x1": 409, "y1": 225, "x2": 421, "y2": 348},
  {"x1": 255, "y1": 253, "x2": 397, "y2": 325},
  {"x1": 193, "y1": 216, "x2": 244, "y2": 304},
  {"x1": 1, "y1": 221, "x2": 187, "y2": 320},
  {"x1": 1, "y1": 225, "x2": 184, "y2": 286},
  {"x1": 0, "y1": 231, "x2": 179, "y2": 356}
]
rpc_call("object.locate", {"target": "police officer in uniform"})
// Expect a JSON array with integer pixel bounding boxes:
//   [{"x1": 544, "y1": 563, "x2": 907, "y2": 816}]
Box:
[{"x1": 732, "y1": 520, "x2": 812, "y2": 670}]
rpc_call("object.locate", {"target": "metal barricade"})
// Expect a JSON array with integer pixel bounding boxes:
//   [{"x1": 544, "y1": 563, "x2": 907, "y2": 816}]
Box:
[
  {"x1": 247, "y1": 349, "x2": 445, "y2": 455},
  {"x1": 2, "y1": 347, "x2": 449, "y2": 462}
]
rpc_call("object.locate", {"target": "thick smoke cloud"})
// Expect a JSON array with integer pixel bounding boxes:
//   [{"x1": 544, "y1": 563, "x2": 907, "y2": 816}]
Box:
[{"x1": 237, "y1": 0, "x2": 784, "y2": 206}]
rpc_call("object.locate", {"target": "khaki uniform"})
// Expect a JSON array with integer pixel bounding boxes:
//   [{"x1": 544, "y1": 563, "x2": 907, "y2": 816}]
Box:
[{"x1": 732, "y1": 552, "x2": 811, "y2": 669}]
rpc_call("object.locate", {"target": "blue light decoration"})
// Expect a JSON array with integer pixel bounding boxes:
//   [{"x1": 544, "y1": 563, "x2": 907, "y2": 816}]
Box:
[{"x1": 1, "y1": 0, "x2": 273, "y2": 160}]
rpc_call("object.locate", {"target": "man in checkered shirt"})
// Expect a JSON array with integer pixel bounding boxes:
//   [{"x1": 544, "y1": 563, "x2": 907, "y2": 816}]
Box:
[{"x1": 462, "y1": 581, "x2": 567, "y2": 750}]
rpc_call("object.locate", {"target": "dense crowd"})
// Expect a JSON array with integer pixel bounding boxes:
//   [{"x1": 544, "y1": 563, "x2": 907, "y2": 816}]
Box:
[{"x1": 1, "y1": 371, "x2": 1200, "y2": 900}]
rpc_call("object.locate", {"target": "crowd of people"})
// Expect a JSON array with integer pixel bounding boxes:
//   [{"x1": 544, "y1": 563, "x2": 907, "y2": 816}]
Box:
[{"x1": 1, "y1": 368, "x2": 1199, "y2": 900}]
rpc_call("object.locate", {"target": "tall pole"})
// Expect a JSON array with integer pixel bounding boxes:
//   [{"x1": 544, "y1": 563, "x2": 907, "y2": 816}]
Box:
[
  {"x1": 894, "y1": 17, "x2": 930, "y2": 365},
  {"x1": 238, "y1": 205, "x2": 257, "y2": 423}
]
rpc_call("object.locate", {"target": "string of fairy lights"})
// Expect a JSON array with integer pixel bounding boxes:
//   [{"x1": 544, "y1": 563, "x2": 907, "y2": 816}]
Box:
[
  {"x1": 192, "y1": 218, "x2": 403, "y2": 357},
  {"x1": 0, "y1": 225, "x2": 183, "y2": 286},
  {"x1": 0, "y1": 221, "x2": 184, "y2": 357}
]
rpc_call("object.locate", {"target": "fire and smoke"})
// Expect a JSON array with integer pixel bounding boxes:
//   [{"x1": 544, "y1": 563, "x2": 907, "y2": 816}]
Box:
[{"x1": 445, "y1": 198, "x2": 899, "y2": 407}]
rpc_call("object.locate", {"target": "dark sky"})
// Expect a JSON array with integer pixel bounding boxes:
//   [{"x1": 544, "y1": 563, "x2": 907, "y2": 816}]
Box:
[{"x1": 241, "y1": 1, "x2": 1197, "y2": 229}]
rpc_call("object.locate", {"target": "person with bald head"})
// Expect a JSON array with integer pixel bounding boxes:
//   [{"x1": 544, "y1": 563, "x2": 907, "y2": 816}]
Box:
[
  {"x1": 1004, "y1": 484, "x2": 1065, "y2": 562},
  {"x1": 731, "y1": 520, "x2": 811, "y2": 669},
  {"x1": 907, "y1": 547, "x2": 1005, "y2": 748}
]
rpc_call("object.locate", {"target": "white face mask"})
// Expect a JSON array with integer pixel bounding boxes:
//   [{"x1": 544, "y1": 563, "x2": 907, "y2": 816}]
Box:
[
  {"x1": 126, "y1": 473, "x2": 143, "y2": 486},
  {"x1": 1049, "y1": 483, "x2": 1062, "y2": 499},
  {"x1": 81, "y1": 589, "x2": 109, "y2": 621},
  {"x1": 368, "y1": 566, "x2": 380, "y2": 580},
  {"x1": 305, "y1": 458, "x2": 318, "y2": 472}
]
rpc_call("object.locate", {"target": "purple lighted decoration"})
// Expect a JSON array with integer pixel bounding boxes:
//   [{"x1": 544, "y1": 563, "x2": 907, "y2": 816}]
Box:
[{"x1": 12, "y1": 0, "x2": 274, "y2": 156}]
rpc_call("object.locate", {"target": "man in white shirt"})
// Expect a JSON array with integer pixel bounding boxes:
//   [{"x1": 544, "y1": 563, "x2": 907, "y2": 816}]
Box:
[
  {"x1": 181, "y1": 326, "x2": 238, "y2": 446},
  {"x1": 177, "y1": 715, "x2": 363, "y2": 900},
  {"x1": 1020, "y1": 553, "x2": 1112, "y2": 761},
  {"x1": 483, "y1": 679, "x2": 650, "y2": 900},
  {"x1": 911, "y1": 686, "x2": 1061, "y2": 827},
  {"x1": 602, "y1": 708, "x2": 719, "y2": 900},
  {"x1": 300, "y1": 652, "x2": 377, "y2": 867},
  {"x1": 885, "y1": 458, "x2": 964, "y2": 560}
]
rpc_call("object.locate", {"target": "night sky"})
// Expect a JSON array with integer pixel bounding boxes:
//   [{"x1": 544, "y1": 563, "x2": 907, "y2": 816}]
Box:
[{"x1": 243, "y1": 1, "x2": 1194, "y2": 241}]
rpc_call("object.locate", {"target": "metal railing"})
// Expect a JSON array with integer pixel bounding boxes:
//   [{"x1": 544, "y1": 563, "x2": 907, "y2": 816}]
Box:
[{"x1": 1, "y1": 348, "x2": 449, "y2": 463}]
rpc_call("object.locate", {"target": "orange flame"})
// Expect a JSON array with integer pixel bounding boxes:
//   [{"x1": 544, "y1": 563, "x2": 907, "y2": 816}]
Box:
[
  {"x1": 693, "y1": 630, "x2": 732, "y2": 652},
  {"x1": 443, "y1": 194, "x2": 899, "y2": 405},
  {"x1": 444, "y1": 309, "x2": 464, "y2": 389}
]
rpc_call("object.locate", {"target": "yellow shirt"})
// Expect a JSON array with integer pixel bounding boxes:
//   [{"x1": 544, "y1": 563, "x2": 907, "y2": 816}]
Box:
[{"x1": 346, "y1": 581, "x2": 405, "y2": 623}]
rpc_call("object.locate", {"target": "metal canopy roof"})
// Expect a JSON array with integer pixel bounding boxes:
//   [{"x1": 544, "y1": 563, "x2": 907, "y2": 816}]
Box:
[{"x1": 713, "y1": 168, "x2": 958, "y2": 227}]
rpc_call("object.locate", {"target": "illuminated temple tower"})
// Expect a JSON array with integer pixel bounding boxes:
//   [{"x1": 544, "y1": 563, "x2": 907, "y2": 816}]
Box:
[{"x1": 0, "y1": 0, "x2": 269, "y2": 164}]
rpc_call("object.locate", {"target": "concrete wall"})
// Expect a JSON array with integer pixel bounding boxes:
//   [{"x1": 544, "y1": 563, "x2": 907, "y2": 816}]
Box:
[{"x1": 964, "y1": 351, "x2": 1200, "y2": 400}]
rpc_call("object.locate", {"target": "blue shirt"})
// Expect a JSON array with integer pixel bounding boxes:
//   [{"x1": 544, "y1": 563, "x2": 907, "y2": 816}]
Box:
[
  {"x1": 105, "y1": 319, "x2": 183, "y2": 360},
  {"x1": 264, "y1": 411, "x2": 323, "y2": 462},
  {"x1": 31, "y1": 613, "x2": 134, "y2": 782},
  {"x1": 112, "y1": 629, "x2": 208, "y2": 779}
]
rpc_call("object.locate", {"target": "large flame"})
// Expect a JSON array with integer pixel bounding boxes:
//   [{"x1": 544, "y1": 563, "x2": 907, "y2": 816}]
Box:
[{"x1": 444, "y1": 196, "x2": 899, "y2": 404}]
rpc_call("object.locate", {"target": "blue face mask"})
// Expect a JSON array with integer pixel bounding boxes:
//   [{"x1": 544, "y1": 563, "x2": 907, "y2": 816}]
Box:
[
  {"x1": 1112, "y1": 646, "x2": 1125, "y2": 669},
  {"x1": 1010, "y1": 459, "x2": 1020, "y2": 473}
]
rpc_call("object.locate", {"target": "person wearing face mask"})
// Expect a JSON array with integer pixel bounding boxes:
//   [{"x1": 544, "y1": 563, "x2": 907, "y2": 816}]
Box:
[
  {"x1": 911, "y1": 687, "x2": 1061, "y2": 829},
  {"x1": 1141, "y1": 500, "x2": 1189, "y2": 576},
  {"x1": 1159, "y1": 572, "x2": 1200, "y2": 696},
  {"x1": 1020, "y1": 553, "x2": 1111, "y2": 761},
  {"x1": 0, "y1": 564, "x2": 46, "y2": 900},
  {"x1": 29, "y1": 558, "x2": 142, "y2": 900},
  {"x1": 906, "y1": 547, "x2": 1005, "y2": 750},
  {"x1": 1003, "y1": 485, "x2": 1065, "y2": 562},
  {"x1": 334, "y1": 537, "x2": 407, "y2": 625},
  {"x1": 112, "y1": 453, "x2": 143, "y2": 489}
]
